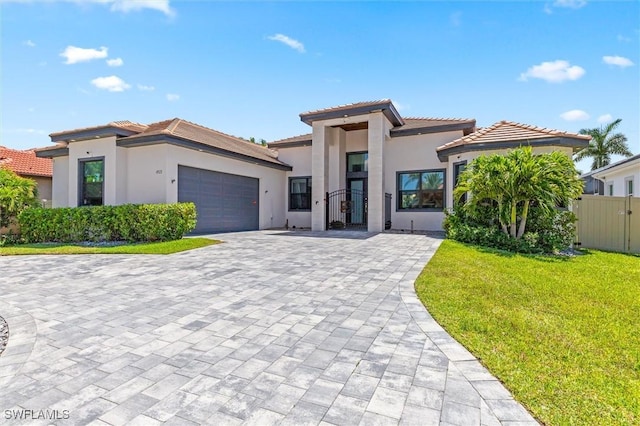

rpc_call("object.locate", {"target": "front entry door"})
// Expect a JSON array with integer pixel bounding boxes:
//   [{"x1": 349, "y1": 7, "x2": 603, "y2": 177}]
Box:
[{"x1": 348, "y1": 178, "x2": 367, "y2": 226}]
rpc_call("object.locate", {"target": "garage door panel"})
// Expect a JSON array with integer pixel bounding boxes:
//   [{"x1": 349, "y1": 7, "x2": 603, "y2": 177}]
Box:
[{"x1": 178, "y1": 165, "x2": 259, "y2": 233}]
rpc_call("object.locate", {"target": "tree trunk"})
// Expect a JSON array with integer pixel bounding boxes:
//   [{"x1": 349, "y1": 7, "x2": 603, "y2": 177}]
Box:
[
  {"x1": 509, "y1": 201, "x2": 517, "y2": 238},
  {"x1": 516, "y1": 200, "x2": 530, "y2": 239}
]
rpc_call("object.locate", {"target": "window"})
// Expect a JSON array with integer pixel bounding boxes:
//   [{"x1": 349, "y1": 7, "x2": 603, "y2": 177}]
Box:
[
  {"x1": 453, "y1": 161, "x2": 467, "y2": 204},
  {"x1": 626, "y1": 178, "x2": 634, "y2": 196},
  {"x1": 347, "y1": 152, "x2": 368, "y2": 173},
  {"x1": 397, "y1": 169, "x2": 445, "y2": 210},
  {"x1": 79, "y1": 158, "x2": 104, "y2": 206},
  {"x1": 289, "y1": 177, "x2": 311, "y2": 211},
  {"x1": 608, "y1": 184, "x2": 614, "y2": 196}
]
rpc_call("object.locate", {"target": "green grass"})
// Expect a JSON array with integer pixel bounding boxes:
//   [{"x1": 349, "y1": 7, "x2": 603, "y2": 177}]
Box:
[
  {"x1": 0, "y1": 237, "x2": 219, "y2": 255},
  {"x1": 415, "y1": 240, "x2": 640, "y2": 426}
]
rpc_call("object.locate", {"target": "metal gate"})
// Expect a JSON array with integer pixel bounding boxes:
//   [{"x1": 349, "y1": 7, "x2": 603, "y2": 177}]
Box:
[
  {"x1": 574, "y1": 195, "x2": 639, "y2": 253},
  {"x1": 325, "y1": 190, "x2": 393, "y2": 230},
  {"x1": 326, "y1": 189, "x2": 367, "y2": 230}
]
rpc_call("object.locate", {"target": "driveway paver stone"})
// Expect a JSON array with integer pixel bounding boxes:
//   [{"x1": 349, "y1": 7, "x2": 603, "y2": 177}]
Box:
[{"x1": 0, "y1": 230, "x2": 538, "y2": 425}]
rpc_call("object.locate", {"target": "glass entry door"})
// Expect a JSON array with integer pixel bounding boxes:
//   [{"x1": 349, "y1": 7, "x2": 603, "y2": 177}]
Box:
[{"x1": 348, "y1": 178, "x2": 367, "y2": 225}]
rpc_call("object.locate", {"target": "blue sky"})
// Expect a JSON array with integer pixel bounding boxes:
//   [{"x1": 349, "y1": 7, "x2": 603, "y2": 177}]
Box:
[{"x1": 1, "y1": 0, "x2": 638, "y2": 172}]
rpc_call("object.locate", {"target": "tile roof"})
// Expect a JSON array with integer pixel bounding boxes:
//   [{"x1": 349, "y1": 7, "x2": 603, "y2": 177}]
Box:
[
  {"x1": 123, "y1": 118, "x2": 287, "y2": 167},
  {"x1": 268, "y1": 133, "x2": 312, "y2": 146},
  {"x1": 437, "y1": 120, "x2": 591, "y2": 152},
  {"x1": 49, "y1": 120, "x2": 147, "y2": 138},
  {"x1": 269, "y1": 118, "x2": 476, "y2": 146},
  {"x1": 299, "y1": 99, "x2": 404, "y2": 126},
  {"x1": 300, "y1": 99, "x2": 394, "y2": 116},
  {"x1": 0, "y1": 146, "x2": 53, "y2": 177}
]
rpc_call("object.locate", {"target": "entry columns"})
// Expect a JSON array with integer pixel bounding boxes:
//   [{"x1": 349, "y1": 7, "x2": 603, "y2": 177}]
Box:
[
  {"x1": 311, "y1": 122, "x2": 329, "y2": 231},
  {"x1": 368, "y1": 112, "x2": 386, "y2": 232}
]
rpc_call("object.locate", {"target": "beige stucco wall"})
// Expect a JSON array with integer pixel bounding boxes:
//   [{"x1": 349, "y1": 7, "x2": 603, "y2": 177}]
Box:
[
  {"x1": 51, "y1": 156, "x2": 69, "y2": 208},
  {"x1": 66, "y1": 136, "x2": 118, "y2": 207},
  {"x1": 274, "y1": 145, "x2": 313, "y2": 228},
  {"x1": 125, "y1": 145, "x2": 168, "y2": 204},
  {"x1": 32, "y1": 176, "x2": 52, "y2": 207},
  {"x1": 385, "y1": 131, "x2": 462, "y2": 231},
  {"x1": 162, "y1": 144, "x2": 287, "y2": 230}
]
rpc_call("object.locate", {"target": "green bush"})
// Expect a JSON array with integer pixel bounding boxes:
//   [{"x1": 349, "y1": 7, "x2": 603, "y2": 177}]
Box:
[
  {"x1": 18, "y1": 203, "x2": 197, "y2": 243},
  {"x1": 0, "y1": 168, "x2": 40, "y2": 229},
  {"x1": 444, "y1": 203, "x2": 576, "y2": 254}
]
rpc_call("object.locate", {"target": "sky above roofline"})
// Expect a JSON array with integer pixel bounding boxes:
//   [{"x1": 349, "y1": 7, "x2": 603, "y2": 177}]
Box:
[{"x1": 1, "y1": 0, "x2": 638, "y2": 173}]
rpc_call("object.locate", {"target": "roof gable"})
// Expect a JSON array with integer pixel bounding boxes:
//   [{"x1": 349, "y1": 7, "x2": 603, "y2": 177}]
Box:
[
  {"x1": 299, "y1": 99, "x2": 404, "y2": 127},
  {"x1": 436, "y1": 120, "x2": 591, "y2": 160}
]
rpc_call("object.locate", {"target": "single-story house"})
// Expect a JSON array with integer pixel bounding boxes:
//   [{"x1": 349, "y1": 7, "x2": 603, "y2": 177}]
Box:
[
  {"x1": 0, "y1": 146, "x2": 53, "y2": 207},
  {"x1": 37, "y1": 99, "x2": 591, "y2": 233},
  {"x1": 587, "y1": 153, "x2": 639, "y2": 197}
]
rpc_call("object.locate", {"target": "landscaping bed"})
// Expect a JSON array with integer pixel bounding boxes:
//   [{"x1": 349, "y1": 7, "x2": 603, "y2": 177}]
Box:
[{"x1": 415, "y1": 240, "x2": 640, "y2": 425}]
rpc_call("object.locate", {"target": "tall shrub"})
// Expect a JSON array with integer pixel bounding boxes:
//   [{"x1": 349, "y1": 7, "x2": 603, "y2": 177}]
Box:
[
  {"x1": 447, "y1": 147, "x2": 583, "y2": 253},
  {"x1": 0, "y1": 168, "x2": 39, "y2": 228}
]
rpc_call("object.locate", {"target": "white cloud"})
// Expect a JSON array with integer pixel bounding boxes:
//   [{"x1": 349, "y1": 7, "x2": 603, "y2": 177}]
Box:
[
  {"x1": 23, "y1": 40, "x2": 36, "y2": 47},
  {"x1": 560, "y1": 109, "x2": 590, "y2": 121},
  {"x1": 602, "y1": 55, "x2": 634, "y2": 68},
  {"x1": 268, "y1": 34, "x2": 305, "y2": 53},
  {"x1": 519, "y1": 60, "x2": 585, "y2": 83},
  {"x1": 91, "y1": 75, "x2": 131, "y2": 92},
  {"x1": 543, "y1": 3, "x2": 553, "y2": 14},
  {"x1": 617, "y1": 34, "x2": 631, "y2": 42},
  {"x1": 4, "y1": 0, "x2": 174, "y2": 16},
  {"x1": 137, "y1": 84, "x2": 155, "y2": 91},
  {"x1": 597, "y1": 114, "x2": 613, "y2": 124},
  {"x1": 166, "y1": 93, "x2": 180, "y2": 101},
  {"x1": 106, "y1": 57, "x2": 123, "y2": 67},
  {"x1": 61, "y1": 45, "x2": 108, "y2": 64},
  {"x1": 110, "y1": 0, "x2": 174, "y2": 17},
  {"x1": 553, "y1": 0, "x2": 587, "y2": 9}
]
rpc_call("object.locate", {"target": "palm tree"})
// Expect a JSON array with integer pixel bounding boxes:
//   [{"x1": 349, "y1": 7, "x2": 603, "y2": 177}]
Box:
[
  {"x1": 575, "y1": 118, "x2": 633, "y2": 170},
  {"x1": 455, "y1": 147, "x2": 583, "y2": 239}
]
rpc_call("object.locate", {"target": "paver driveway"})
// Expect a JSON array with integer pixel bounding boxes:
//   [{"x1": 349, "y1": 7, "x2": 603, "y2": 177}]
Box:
[{"x1": 0, "y1": 231, "x2": 537, "y2": 425}]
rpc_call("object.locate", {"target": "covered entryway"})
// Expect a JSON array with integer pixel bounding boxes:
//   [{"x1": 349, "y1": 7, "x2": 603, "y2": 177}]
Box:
[{"x1": 178, "y1": 165, "x2": 259, "y2": 233}]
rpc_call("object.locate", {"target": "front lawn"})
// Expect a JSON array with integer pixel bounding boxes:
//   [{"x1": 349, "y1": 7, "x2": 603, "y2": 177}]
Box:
[
  {"x1": 416, "y1": 240, "x2": 640, "y2": 425},
  {"x1": 0, "y1": 237, "x2": 219, "y2": 255}
]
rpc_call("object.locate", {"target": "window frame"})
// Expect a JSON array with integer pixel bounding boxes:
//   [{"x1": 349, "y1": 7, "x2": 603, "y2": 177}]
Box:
[
  {"x1": 625, "y1": 177, "x2": 634, "y2": 196},
  {"x1": 346, "y1": 151, "x2": 369, "y2": 174},
  {"x1": 78, "y1": 157, "x2": 105, "y2": 207},
  {"x1": 452, "y1": 160, "x2": 467, "y2": 205},
  {"x1": 396, "y1": 168, "x2": 446, "y2": 212},
  {"x1": 288, "y1": 176, "x2": 312, "y2": 212},
  {"x1": 608, "y1": 183, "x2": 614, "y2": 196}
]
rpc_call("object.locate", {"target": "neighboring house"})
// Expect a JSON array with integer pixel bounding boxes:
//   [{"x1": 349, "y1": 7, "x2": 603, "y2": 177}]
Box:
[
  {"x1": 589, "y1": 153, "x2": 640, "y2": 197},
  {"x1": 580, "y1": 171, "x2": 605, "y2": 195},
  {"x1": 0, "y1": 146, "x2": 53, "y2": 207},
  {"x1": 37, "y1": 100, "x2": 591, "y2": 233}
]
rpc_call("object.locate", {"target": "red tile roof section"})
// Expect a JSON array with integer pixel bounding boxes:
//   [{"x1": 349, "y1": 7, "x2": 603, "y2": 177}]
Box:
[
  {"x1": 0, "y1": 146, "x2": 53, "y2": 177},
  {"x1": 437, "y1": 120, "x2": 591, "y2": 151}
]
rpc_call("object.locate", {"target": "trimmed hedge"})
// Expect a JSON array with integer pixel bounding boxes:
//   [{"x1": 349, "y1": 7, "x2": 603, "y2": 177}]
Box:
[{"x1": 18, "y1": 203, "x2": 197, "y2": 243}]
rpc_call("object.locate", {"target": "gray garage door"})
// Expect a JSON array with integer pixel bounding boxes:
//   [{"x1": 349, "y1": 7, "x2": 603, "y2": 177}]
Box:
[{"x1": 178, "y1": 165, "x2": 259, "y2": 233}]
